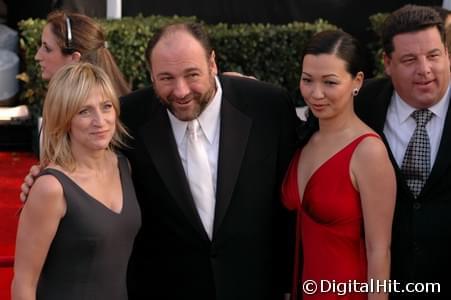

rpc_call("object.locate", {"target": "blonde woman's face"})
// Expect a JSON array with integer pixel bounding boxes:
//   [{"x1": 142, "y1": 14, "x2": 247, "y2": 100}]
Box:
[
  {"x1": 69, "y1": 87, "x2": 117, "y2": 154},
  {"x1": 35, "y1": 24, "x2": 74, "y2": 80}
]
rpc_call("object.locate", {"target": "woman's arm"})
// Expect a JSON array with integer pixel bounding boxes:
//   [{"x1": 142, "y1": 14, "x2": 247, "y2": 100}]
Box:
[
  {"x1": 351, "y1": 137, "x2": 396, "y2": 300},
  {"x1": 11, "y1": 175, "x2": 66, "y2": 300}
]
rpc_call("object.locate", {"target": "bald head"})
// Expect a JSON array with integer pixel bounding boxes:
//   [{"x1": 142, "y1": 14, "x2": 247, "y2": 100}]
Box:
[{"x1": 145, "y1": 23, "x2": 213, "y2": 71}]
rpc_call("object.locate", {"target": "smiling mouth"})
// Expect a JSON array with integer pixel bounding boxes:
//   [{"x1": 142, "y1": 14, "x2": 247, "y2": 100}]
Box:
[
  {"x1": 177, "y1": 99, "x2": 191, "y2": 104},
  {"x1": 172, "y1": 97, "x2": 194, "y2": 107},
  {"x1": 91, "y1": 130, "x2": 109, "y2": 136},
  {"x1": 312, "y1": 104, "x2": 326, "y2": 109},
  {"x1": 415, "y1": 80, "x2": 434, "y2": 86}
]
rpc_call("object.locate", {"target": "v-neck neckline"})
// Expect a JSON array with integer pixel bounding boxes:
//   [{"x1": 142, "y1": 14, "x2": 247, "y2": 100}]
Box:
[
  {"x1": 45, "y1": 161, "x2": 125, "y2": 215},
  {"x1": 297, "y1": 134, "x2": 376, "y2": 203}
]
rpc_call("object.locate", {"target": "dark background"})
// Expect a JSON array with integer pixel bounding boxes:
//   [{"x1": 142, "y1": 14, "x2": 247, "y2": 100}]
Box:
[
  {"x1": 5, "y1": 0, "x2": 443, "y2": 42},
  {"x1": 2, "y1": 0, "x2": 444, "y2": 77},
  {"x1": 122, "y1": 0, "x2": 442, "y2": 76},
  {"x1": 123, "y1": 0, "x2": 441, "y2": 45},
  {"x1": 0, "y1": 0, "x2": 444, "y2": 150}
]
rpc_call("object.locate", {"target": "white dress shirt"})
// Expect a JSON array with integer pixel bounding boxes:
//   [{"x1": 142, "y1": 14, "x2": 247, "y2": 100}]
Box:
[
  {"x1": 383, "y1": 85, "x2": 450, "y2": 167},
  {"x1": 168, "y1": 76, "x2": 222, "y2": 195}
]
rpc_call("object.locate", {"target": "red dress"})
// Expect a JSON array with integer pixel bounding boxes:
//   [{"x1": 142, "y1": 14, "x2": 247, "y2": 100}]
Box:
[{"x1": 282, "y1": 134, "x2": 379, "y2": 300}]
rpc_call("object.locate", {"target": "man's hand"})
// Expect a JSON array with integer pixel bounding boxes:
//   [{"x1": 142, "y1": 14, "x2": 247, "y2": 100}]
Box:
[
  {"x1": 19, "y1": 165, "x2": 41, "y2": 202},
  {"x1": 222, "y1": 71, "x2": 257, "y2": 80}
]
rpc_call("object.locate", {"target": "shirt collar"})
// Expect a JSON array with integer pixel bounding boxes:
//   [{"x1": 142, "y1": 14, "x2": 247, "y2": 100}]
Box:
[
  {"x1": 393, "y1": 83, "x2": 450, "y2": 124},
  {"x1": 168, "y1": 76, "x2": 222, "y2": 146}
]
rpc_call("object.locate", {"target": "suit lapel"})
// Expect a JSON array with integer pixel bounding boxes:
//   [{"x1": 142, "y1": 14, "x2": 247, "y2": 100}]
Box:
[
  {"x1": 363, "y1": 79, "x2": 393, "y2": 134},
  {"x1": 366, "y1": 80, "x2": 451, "y2": 199},
  {"x1": 139, "y1": 105, "x2": 209, "y2": 239},
  {"x1": 214, "y1": 92, "x2": 252, "y2": 236},
  {"x1": 421, "y1": 95, "x2": 451, "y2": 196},
  {"x1": 362, "y1": 80, "x2": 399, "y2": 168}
]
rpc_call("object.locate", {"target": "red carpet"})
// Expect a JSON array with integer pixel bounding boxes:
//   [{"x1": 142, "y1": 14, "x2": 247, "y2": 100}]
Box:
[{"x1": 0, "y1": 152, "x2": 38, "y2": 300}]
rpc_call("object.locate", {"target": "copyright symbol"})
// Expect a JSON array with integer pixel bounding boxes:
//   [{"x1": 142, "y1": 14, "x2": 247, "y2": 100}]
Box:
[{"x1": 302, "y1": 280, "x2": 317, "y2": 295}]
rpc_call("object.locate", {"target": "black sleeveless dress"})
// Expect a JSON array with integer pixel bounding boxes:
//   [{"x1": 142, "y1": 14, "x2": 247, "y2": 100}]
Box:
[{"x1": 36, "y1": 154, "x2": 141, "y2": 300}]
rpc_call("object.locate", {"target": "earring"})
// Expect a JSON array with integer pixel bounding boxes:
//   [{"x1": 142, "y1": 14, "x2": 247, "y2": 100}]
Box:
[{"x1": 352, "y1": 88, "x2": 359, "y2": 96}]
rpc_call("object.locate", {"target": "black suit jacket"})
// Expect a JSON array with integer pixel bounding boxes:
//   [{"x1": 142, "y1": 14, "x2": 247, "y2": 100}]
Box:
[
  {"x1": 120, "y1": 75, "x2": 298, "y2": 300},
  {"x1": 355, "y1": 77, "x2": 451, "y2": 298}
]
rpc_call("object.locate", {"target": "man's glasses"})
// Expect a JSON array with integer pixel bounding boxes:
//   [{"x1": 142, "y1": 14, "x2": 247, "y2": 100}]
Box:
[{"x1": 62, "y1": 14, "x2": 76, "y2": 54}]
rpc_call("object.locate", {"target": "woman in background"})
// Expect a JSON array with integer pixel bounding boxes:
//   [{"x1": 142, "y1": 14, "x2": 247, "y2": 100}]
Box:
[
  {"x1": 282, "y1": 30, "x2": 396, "y2": 300},
  {"x1": 35, "y1": 10, "x2": 130, "y2": 96},
  {"x1": 12, "y1": 63, "x2": 140, "y2": 300}
]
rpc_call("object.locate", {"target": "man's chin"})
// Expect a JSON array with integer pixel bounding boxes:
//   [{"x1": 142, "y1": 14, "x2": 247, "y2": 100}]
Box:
[{"x1": 169, "y1": 108, "x2": 200, "y2": 122}]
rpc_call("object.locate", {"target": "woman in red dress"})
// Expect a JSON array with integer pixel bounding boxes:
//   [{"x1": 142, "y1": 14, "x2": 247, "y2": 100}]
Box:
[{"x1": 282, "y1": 30, "x2": 396, "y2": 300}]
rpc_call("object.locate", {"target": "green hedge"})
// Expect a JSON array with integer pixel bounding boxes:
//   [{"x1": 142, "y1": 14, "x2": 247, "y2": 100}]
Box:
[
  {"x1": 18, "y1": 15, "x2": 197, "y2": 116},
  {"x1": 18, "y1": 15, "x2": 336, "y2": 115},
  {"x1": 368, "y1": 12, "x2": 389, "y2": 78}
]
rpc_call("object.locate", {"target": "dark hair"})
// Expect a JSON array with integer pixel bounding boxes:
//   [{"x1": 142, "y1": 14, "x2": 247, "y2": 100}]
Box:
[
  {"x1": 301, "y1": 30, "x2": 366, "y2": 78},
  {"x1": 432, "y1": 6, "x2": 451, "y2": 24},
  {"x1": 299, "y1": 30, "x2": 365, "y2": 145},
  {"x1": 382, "y1": 5, "x2": 445, "y2": 57},
  {"x1": 145, "y1": 22, "x2": 213, "y2": 71},
  {"x1": 46, "y1": 10, "x2": 130, "y2": 96}
]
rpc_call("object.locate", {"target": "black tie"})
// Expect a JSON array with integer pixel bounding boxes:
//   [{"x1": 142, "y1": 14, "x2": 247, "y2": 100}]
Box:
[{"x1": 401, "y1": 109, "x2": 433, "y2": 198}]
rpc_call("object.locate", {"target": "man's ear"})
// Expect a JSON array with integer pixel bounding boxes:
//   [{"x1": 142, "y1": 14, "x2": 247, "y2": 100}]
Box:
[
  {"x1": 209, "y1": 50, "x2": 218, "y2": 76},
  {"x1": 383, "y1": 52, "x2": 392, "y2": 77}
]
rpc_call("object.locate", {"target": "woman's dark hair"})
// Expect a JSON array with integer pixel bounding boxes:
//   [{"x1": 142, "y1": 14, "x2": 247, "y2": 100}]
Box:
[
  {"x1": 298, "y1": 30, "x2": 366, "y2": 145},
  {"x1": 301, "y1": 30, "x2": 366, "y2": 77}
]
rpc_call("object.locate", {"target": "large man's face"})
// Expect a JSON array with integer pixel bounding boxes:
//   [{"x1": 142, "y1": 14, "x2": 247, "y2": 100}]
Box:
[
  {"x1": 150, "y1": 31, "x2": 218, "y2": 121},
  {"x1": 384, "y1": 26, "x2": 450, "y2": 109}
]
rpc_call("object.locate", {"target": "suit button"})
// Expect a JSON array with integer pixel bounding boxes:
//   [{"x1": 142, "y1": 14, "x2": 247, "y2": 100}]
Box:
[
  {"x1": 413, "y1": 202, "x2": 421, "y2": 210},
  {"x1": 413, "y1": 242, "x2": 421, "y2": 254},
  {"x1": 210, "y1": 249, "x2": 218, "y2": 258}
]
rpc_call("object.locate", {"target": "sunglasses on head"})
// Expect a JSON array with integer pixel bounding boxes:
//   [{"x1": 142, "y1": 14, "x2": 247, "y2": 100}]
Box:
[{"x1": 62, "y1": 14, "x2": 76, "y2": 54}]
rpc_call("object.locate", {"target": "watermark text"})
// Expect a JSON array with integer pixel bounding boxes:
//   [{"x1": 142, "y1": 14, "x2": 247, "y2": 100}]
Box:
[{"x1": 302, "y1": 279, "x2": 440, "y2": 296}]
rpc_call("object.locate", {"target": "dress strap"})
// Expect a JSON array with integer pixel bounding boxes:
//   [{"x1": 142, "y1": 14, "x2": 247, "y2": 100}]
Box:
[
  {"x1": 350, "y1": 133, "x2": 380, "y2": 145},
  {"x1": 331, "y1": 133, "x2": 381, "y2": 170},
  {"x1": 38, "y1": 168, "x2": 71, "y2": 187}
]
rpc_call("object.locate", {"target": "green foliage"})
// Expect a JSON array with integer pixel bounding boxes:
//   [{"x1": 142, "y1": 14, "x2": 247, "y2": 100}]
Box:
[
  {"x1": 368, "y1": 13, "x2": 389, "y2": 77},
  {"x1": 18, "y1": 15, "x2": 336, "y2": 115},
  {"x1": 97, "y1": 15, "x2": 197, "y2": 89},
  {"x1": 18, "y1": 18, "x2": 47, "y2": 117},
  {"x1": 209, "y1": 19, "x2": 336, "y2": 97}
]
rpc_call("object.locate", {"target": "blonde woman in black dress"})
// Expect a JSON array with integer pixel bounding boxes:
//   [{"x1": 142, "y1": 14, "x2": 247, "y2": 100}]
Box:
[{"x1": 12, "y1": 63, "x2": 141, "y2": 300}]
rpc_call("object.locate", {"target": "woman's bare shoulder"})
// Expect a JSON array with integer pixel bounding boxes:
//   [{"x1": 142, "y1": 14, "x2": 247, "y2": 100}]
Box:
[{"x1": 25, "y1": 172, "x2": 66, "y2": 217}]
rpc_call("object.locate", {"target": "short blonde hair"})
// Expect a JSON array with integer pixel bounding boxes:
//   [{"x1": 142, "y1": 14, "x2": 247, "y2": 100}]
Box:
[{"x1": 41, "y1": 62, "x2": 129, "y2": 170}]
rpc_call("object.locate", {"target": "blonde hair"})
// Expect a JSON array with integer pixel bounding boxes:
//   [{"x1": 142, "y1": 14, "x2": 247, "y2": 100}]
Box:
[
  {"x1": 41, "y1": 62, "x2": 129, "y2": 171},
  {"x1": 46, "y1": 10, "x2": 131, "y2": 96}
]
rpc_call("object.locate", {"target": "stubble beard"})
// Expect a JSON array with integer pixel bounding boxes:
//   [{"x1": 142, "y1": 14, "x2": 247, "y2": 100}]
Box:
[{"x1": 155, "y1": 75, "x2": 217, "y2": 121}]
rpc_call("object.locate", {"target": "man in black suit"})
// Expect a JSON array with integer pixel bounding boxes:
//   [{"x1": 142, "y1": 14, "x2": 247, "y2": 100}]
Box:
[
  {"x1": 355, "y1": 5, "x2": 451, "y2": 298},
  {"x1": 120, "y1": 23, "x2": 298, "y2": 299}
]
